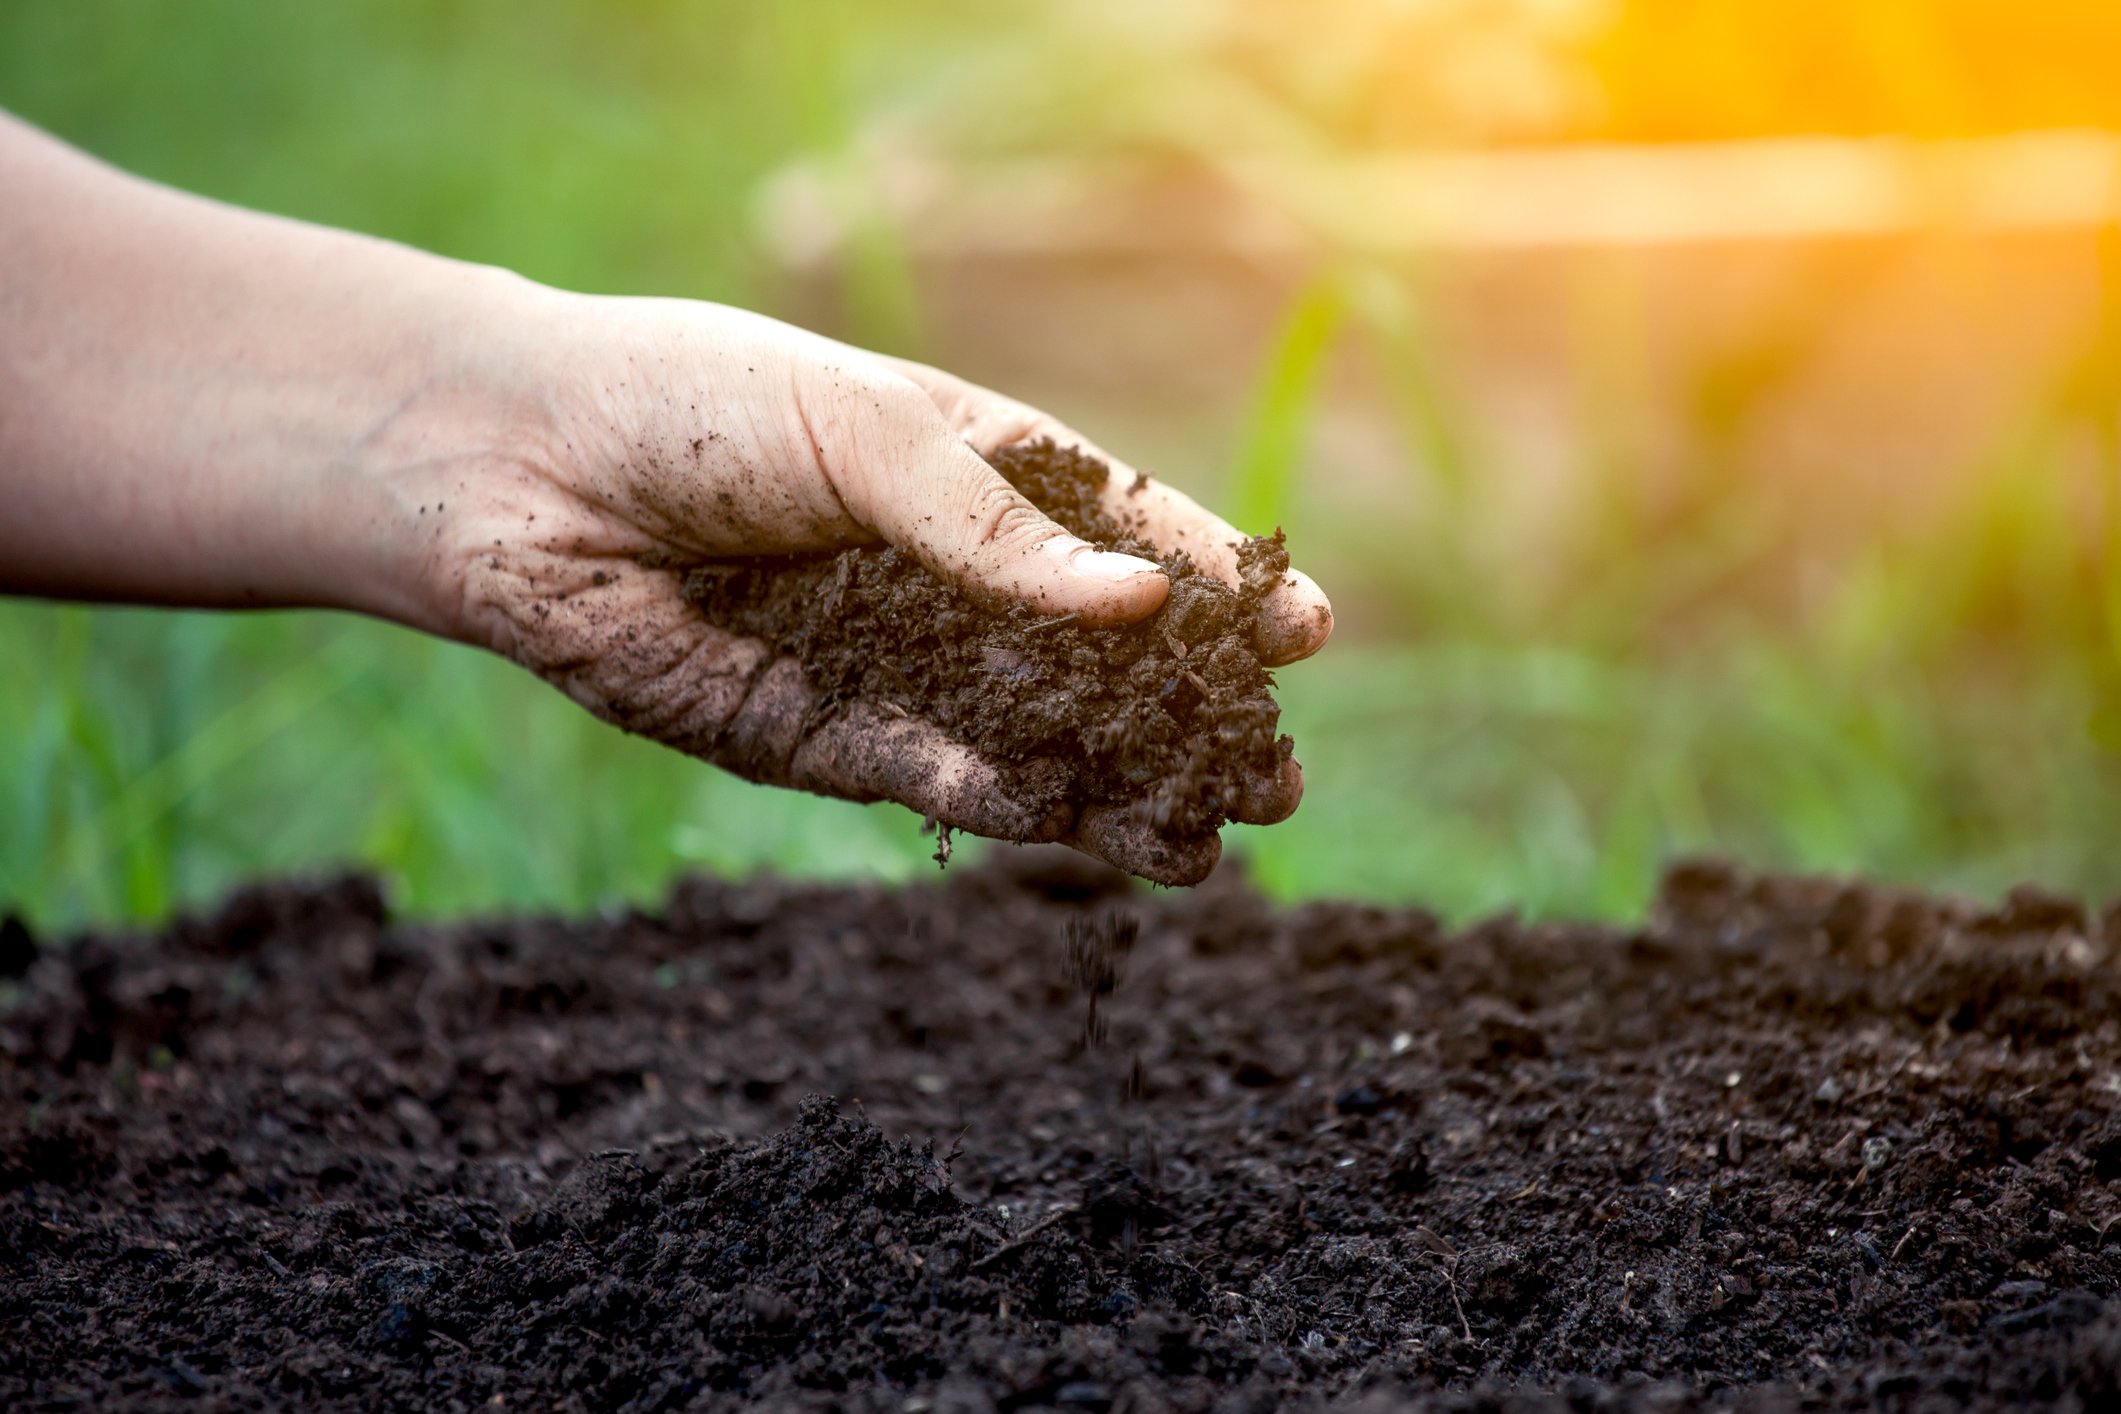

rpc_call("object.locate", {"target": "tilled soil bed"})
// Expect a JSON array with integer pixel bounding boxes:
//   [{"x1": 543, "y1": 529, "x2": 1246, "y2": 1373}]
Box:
[{"x1": 7, "y1": 853, "x2": 2121, "y2": 1413}]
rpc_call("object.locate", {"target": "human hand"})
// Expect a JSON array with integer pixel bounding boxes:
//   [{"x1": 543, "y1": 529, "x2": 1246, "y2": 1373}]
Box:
[
  {"x1": 422, "y1": 293, "x2": 1331, "y2": 883},
  {"x1": 0, "y1": 115, "x2": 1327, "y2": 882}
]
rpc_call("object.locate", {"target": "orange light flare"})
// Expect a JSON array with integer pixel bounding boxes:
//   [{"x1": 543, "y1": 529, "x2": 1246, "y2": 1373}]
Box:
[{"x1": 1135, "y1": 0, "x2": 2121, "y2": 634}]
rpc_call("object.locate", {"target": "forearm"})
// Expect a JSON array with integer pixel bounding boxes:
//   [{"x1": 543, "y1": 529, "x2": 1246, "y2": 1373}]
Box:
[{"x1": 0, "y1": 111, "x2": 535, "y2": 632}]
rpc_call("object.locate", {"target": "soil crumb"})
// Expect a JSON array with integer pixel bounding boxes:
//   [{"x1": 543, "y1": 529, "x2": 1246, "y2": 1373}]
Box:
[
  {"x1": 7, "y1": 857, "x2": 2121, "y2": 1412},
  {"x1": 680, "y1": 440, "x2": 1294, "y2": 845}
]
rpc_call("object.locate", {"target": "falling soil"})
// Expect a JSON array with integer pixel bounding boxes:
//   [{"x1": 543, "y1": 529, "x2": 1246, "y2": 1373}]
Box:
[
  {"x1": 678, "y1": 440, "x2": 1294, "y2": 843},
  {"x1": 8, "y1": 854, "x2": 2121, "y2": 1413}
]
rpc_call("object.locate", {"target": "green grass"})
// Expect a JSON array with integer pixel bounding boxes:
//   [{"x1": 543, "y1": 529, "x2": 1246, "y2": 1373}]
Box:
[
  {"x1": 5, "y1": 0, "x2": 2121, "y2": 930},
  {"x1": 0, "y1": 605, "x2": 941, "y2": 926},
  {"x1": 1240, "y1": 632, "x2": 2121, "y2": 921},
  {"x1": 7, "y1": 592, "x2": 2115, "y2": 931},
  {"x1": 1225, "y1": 273, "x2": 1349, "y2": 540}
]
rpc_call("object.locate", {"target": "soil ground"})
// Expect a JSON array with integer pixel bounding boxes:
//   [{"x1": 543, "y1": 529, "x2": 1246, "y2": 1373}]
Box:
[{"x1": 7, "y1": 853, "x2": 2121, "y2": 1413}]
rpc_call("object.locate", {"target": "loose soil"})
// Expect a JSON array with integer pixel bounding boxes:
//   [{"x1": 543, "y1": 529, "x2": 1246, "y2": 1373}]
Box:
[
  {"x1": 8, "y1": 854, "x2": 2121, "y2": 1413},
  {"x1": 679, "y1": 440, "x2": 1294, "y2": 843}
]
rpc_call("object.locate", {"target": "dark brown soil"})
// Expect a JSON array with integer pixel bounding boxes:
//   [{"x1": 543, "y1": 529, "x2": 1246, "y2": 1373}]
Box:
[
  {"x1": 8, "y1": 854, "x2": 2121, "y2": 1413},
  {"x1": 679, "y1": 440, "x2": 1293, "y2": 842}
]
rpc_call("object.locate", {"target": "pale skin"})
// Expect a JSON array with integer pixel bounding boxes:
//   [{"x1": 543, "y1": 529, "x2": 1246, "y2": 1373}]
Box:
[{"x1": 0, "y1": 112, "x2": 1332, "y2": 884}]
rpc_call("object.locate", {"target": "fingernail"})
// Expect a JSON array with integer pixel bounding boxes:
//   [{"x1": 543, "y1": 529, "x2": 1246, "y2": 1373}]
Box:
[{"x1": 1069, "y1": 545, "x2": 1163, "y2": 582}]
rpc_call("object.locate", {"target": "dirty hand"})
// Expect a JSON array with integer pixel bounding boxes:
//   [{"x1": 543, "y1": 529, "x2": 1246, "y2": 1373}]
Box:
[
  {"x1": 0, "y1": 111, "x2": 1331, "y2": 883},
  {"x1": 430, "y1": 295, "x2": 1331, "y2": 881}
]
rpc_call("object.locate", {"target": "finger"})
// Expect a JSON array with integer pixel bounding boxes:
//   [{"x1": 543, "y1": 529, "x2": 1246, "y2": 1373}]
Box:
[
  {"x1": 684, "y1": 643, "x2": 1072, "y2": 841},
  {"x1": 717, "y1": 655, "x2": 811, "y2": 786},
  {"x1": 1253, "y1": 569, "x2": 1334, "y2": 667},
  {"x1": 1226, "y1": 754, "x2": 1304, "y2": 827},
  {"x1": 1097, "y1": 475, "x2": 1334, "y2": 666},
  {"x1": 1069, "y1": 807, "x2": 1223, "y2": 888},
  {"x1": 874, "y1": 358, "x2": 1333, "y2": 665},
  {"x1": 871, "y1": 353, "x2": 1055, "y2": 455},
  {"x1": 804, "y1": 365, "x2": 1167, "y2": 625},
  {"x1": 788, "y1": 703, "x2": 1075, "y2": 843}
]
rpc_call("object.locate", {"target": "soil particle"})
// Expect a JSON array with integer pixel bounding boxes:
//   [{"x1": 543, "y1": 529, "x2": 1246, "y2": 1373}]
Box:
[
  {"x1": 7, "y1": 855, "x2": 2121, "y2": 1412},
  {"x1": 0, "y1": 914, "x2": 36, "y2": 978},
  {"x1": 679, "y1": 440, "x2": 1294, "y2": 849}
]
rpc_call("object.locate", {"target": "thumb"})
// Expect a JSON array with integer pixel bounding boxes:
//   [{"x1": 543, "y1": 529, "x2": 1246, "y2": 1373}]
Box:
[{"x1": 825, "y1": 375, "x2": 1168, "y2": 624}]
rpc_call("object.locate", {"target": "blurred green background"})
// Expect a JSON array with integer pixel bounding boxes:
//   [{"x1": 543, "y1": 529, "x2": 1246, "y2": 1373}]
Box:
[{"x1": 5, "y1": 0, "x2": 2121, "y2": 929}]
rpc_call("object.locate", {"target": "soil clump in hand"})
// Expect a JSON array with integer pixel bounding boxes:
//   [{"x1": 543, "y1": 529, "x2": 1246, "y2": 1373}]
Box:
[{"x1": 680, "y1": 439, "x2": 1294, "y2": 846}]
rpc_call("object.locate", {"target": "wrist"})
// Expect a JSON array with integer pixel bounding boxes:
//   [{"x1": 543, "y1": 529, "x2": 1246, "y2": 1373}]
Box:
[
  {"x1": 0, "y1": 117, "x2": 582, "y2": 634},
  {"x1": 337, "y1": 266, "x2": 572, "y2": 642}
]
